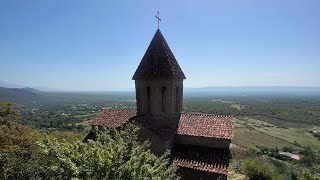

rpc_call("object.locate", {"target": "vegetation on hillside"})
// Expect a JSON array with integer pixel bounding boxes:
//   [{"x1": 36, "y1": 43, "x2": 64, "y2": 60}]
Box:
[
  {"x1": 231, "y1": 148, "x2": 320, "y2": 180},
  {"x1": 298, "y1": 169, "x2": 320, "y2": 180},
  {"x1": 0, "y1": 100, "x2": 17, "y2": 121},
  {"x1": 35, "y1": 125, "x2": 177, "y2": 179},
  {"x1": 1, "y1": 91, "x2": 320, "y2": 179},
  {"x1": 0, "y1": 100, "x2": 178, "y2": 180},
  {"x1": 233, "y1": 117, "x2": 320, "y2": 149},
  {"x1": 241, "y1": 159, "x2": 280, "y2": 180},
  {"x1": 184, "y1": 96, "x2": 320, "y2": 125},
  {"x1": 1, "y1": 87, "x2": 320, "y2": 126}
]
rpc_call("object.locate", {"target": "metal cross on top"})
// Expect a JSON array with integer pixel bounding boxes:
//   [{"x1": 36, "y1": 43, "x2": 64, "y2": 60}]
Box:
[{"x1": 155, "y1": 11, "x2": 161, "y2": 29}]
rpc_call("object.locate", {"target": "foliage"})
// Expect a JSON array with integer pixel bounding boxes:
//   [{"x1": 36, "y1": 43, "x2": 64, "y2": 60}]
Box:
[
  {"x1": 282, "y1": 146, "x2": 295, "y2": 152},
  {"x1": 241, "y1": 159, "x2": 279, "y2": 180},
  {"x1": 298, "y1": 146, "x2": 320, "y2": 167},
  {"x1": 0, "y1": 100, "x2": 178, "y2": 179},
  {"x1": 36, "y1": 124, "x2": 178, "y2": 179},
  {"x1": 298, "y1": 169, "x2": 320, "y2": 180},
  {"x1": 0, "y1": 100, "x2": 42, "y2": 159},
  {"x1": 0, "y1": 153, "x2": 6, "y2": 180},
  {"x1": 230, "y1": 147, "x2": 258, "y2": 173},
  {"x1": 0, "y1": 100, "x2": 17, "y2": 121},
  {"x1": 18, "y1": 101, "x2": 135, "y2": 131},
  {"x1": 312, "y1": 132, "x2": 320, "y2": 141},
  {"x1": 4, "y1": 93, "x2": 320, "y2": 132},
  {"x1": 0, "y1": 122, "x2": 179, "y2": 179},
  {"x1": 48, "y1": 130, "x2": 85, "y2": 142},
  {"x1": 184, "y1": 96, "x2": 320, "y2": 125}
]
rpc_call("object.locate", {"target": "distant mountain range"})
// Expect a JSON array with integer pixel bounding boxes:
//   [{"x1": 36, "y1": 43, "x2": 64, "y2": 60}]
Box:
[
  {"x1": 0, "y1": 87, "x2": 135, "y2": 105},
  {"x1": 1, "y1": 80, "x2": 320, "y2": 105},
  {"x1": 184, "y1": 86, "x2": 320, "y2": 96},
  {"x1": 0, "y1": 87, "x2": 42, "y2": 104},
  {"x1": 1, "y1": 80, "x2": 320, "y2": 95},
  {"x1": 0, "y1": 81, "x2": 61, "y2": 92}
]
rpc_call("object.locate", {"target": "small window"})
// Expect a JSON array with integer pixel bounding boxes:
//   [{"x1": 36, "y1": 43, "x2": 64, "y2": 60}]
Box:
[
  {"x1": 161, "y1": 86, "x2": 166, "y2": 112},
  {"x1": 147, "y1": 86, "x2": 151, "y2": 112}
]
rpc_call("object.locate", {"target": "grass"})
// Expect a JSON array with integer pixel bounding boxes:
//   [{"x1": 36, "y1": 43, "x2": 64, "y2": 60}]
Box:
[
  {"x1": 232, "y1": 117, "x2": 320, "y2": 150},
  {"x1": 233, "y1": 128, "x2": 296, "y2": 150},
  {"x1": 258, "y1": 126, "x2": 320, "y2": 149}
]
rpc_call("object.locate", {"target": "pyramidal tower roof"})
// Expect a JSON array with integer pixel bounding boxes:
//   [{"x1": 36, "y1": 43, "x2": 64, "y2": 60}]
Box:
[{"x1": 132, "y1": 29, "x2": 186, "y2": 80}]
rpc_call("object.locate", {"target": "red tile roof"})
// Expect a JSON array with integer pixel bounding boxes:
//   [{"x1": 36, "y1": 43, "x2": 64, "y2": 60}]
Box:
[
  {"x1": 177, "y1": 113, "x2": 234, "y2": 139},
  {"x1": 90, "y1": 110, "x2": 234, "y2": 140},
  {"x1": 172, "y1": 144, "x2": 230, "y2": 175},
  {"x1": 132, "y1": 29, "x2": 186, "y2": 80},
  {"x1": 90, "y1": 109, "x2": 136, "y2": 128}
]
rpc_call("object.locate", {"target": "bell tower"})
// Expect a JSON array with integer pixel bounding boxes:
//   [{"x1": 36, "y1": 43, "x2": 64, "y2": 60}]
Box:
[{"x1": 132, "y1": 29, "x2": 186, "y2": 127}]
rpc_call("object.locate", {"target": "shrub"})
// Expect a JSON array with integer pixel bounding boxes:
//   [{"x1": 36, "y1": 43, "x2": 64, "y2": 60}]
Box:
[
  {"x1": 36, "y1": 124, "x2": 179, "y2": 179},
  {"x1": 241, "y1": 159, "x2": 279, "y2": 180},
  {"x1": 298, "y1": 169, "x2": 320, "y2": 180}
]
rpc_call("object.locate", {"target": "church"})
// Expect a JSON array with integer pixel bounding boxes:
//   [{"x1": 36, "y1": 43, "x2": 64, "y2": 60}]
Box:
[{"x1": 85, "y1": 26, "x2": 234, "y2": 179}]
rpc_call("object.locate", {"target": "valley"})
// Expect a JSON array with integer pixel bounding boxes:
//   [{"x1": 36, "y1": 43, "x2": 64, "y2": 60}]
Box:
[{"x1": 1, "y1": 87, "x2": 320, "y2": 178}]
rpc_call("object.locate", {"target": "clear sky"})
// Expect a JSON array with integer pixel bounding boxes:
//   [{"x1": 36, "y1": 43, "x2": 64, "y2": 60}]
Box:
[{"x1": 1, "y1": 0, "x2": 319, "y2": 91}]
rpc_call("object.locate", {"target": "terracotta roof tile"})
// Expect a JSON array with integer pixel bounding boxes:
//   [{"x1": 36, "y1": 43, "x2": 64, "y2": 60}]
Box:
[
  {"x1": 90, "y1": 109, "x2": 136, "y2": 128},
  {"x1": 90, "y1": 110, "x2": 234, "y2": 140},
  {"x1": 177, "y1": 113, "x2": 234, "y2": 139},
  {"x1": 172, "y1": 144, "x2": 230, "y2": 175},
  {"x1": 132, "y1": 29, "x2": 186, "y2": 80}
]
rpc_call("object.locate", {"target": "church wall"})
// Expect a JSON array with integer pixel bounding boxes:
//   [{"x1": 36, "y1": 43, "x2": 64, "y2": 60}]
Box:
[
  {"x1": 135, "y1": 79, "x2": 183, "y2": 117},
  {"x1": 133, "y1": 122, "x2": 167, "y2": 156},
  {"x1": 174, "y1": 135, "x2": 231, "y2": 149}
]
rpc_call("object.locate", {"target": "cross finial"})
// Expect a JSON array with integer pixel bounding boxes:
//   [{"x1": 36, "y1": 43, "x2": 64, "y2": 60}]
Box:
[{"x1": 155, "y1": 11, "x2": 161, "y2": 29}]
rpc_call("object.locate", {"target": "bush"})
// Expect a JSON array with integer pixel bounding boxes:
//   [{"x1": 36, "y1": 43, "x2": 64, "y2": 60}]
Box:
[
  {"x1": 298, "y1": 169, "x2": 320, "y2": 180},
  {"x1": 36, "y1": 124, "x2": 179, "y2": 179},
  {"x1": 282, "y1": 146, "x2": 294, "y2": 152},
  {"x1": 0, "y1": 122, "x2": 179, "y2": 179},
  {"x1": 241, "y1": 159, "x2": 279, "y2": 180}
]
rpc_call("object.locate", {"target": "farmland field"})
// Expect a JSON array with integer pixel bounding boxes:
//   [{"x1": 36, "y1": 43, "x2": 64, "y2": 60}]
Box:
[{"x1": 232, "y1": 117, "x2": 320, "y2": 149}]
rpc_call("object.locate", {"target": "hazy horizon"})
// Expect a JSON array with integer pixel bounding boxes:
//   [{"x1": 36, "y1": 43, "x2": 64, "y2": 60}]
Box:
[
  {"x1": 1, "y1": 80, "x2": 320, "y2": 92},
  {"x1": 1, "y1": 0, "x2": 320, "y2": 91}
]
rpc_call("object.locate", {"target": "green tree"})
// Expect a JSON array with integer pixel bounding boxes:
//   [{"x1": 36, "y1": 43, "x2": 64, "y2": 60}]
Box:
[
  {"x1": 0, "y1": 153, "x2": 6, "y2": 180},
  {"x1": 298, "y1": 170, "x2": 320, "y2": 180},
  {"x1": 37, "y1": 124, "x2": 179, "y2": 179},
  {"x1": 242, "y1": 159, "x2": 279, "y2": 180},
  {"x1": 0, "y1": 100, "x2": 17, "y2": 121}
]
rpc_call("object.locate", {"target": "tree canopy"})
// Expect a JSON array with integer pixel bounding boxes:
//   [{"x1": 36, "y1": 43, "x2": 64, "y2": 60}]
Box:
[
  {"x1": 241, "y1": 159, "x2": 279, "y2": 180},
  {"x1": 1, "y1": 124, "x2": 179, "y2": 179},
  {"x1": 36, "y1": 125, "x2": 178, "y2": 179}
]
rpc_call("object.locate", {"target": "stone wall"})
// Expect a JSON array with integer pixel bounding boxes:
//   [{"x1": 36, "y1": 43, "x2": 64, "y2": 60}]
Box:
[
  {"x1": 134, "y1": 122, "x2": 174, "y2": 156},
  {"x1": 175, "y1": 135, "x2": 231, "y2": 149},
  {"x1": 135, "y1": 79, "x2": 183, "y2": 117}
]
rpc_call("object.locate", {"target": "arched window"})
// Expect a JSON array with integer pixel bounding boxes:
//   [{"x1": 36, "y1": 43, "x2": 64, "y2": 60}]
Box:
[
  {"x1": 147, "y1": 86, "x2": 151, "y2": 112},
  {"x1": 161, "y1": 86, "x2": 166, "y2": 112},
  {"x1": 175, "y1": 86, "x2": 180, "y2": 112}
]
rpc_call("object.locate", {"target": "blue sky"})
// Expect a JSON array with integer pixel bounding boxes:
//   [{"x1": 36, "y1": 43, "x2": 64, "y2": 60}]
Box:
[{"x1": 1, "y1": 0, "x2": 319, "y2": 91}]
